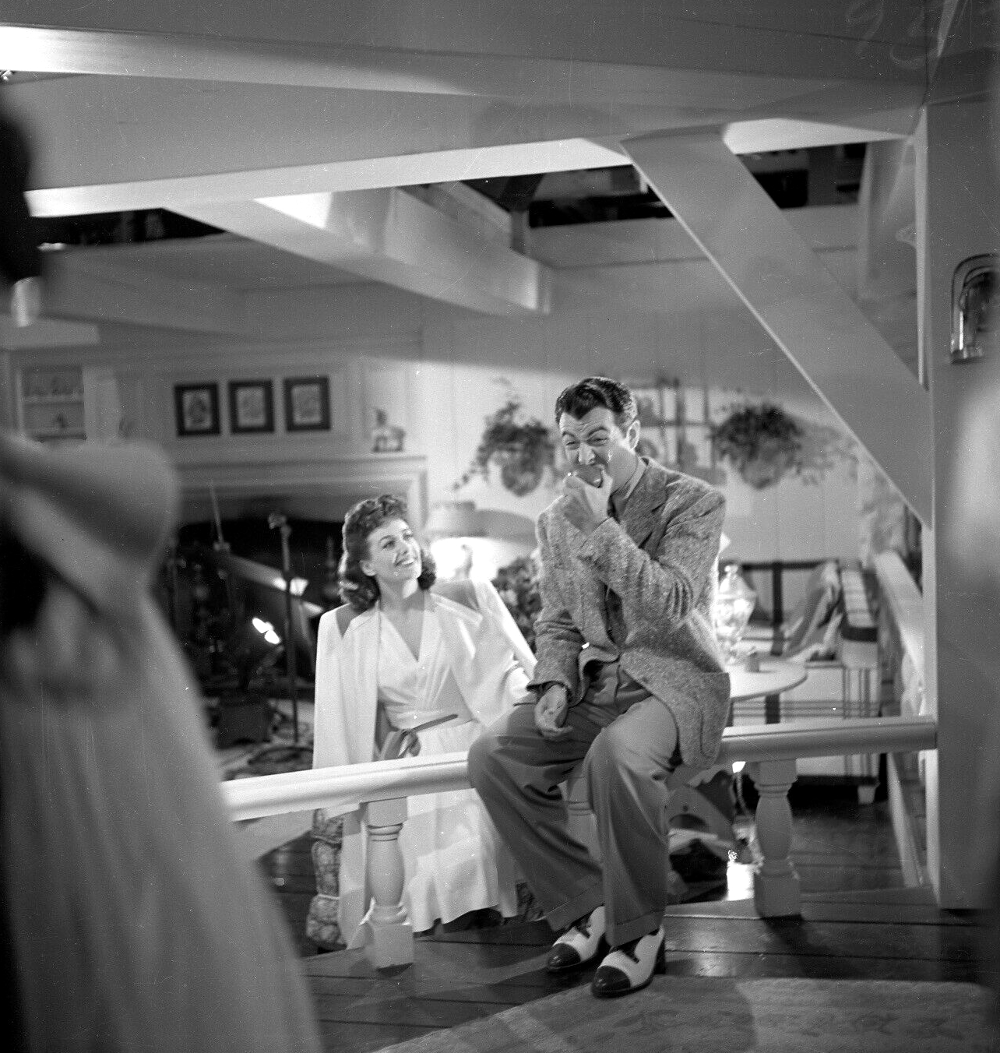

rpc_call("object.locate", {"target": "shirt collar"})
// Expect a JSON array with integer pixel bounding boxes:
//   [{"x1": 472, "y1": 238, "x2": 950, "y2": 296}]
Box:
[{"x1": 611, "y1": 455, "x2": 645, "y2": 517}]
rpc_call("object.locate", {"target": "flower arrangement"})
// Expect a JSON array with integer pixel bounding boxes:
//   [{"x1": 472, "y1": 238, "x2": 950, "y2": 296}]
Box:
[
  {"x1": 711, "y1": 401, "x2": 852, "y2": 489},
  {"x1": 492, "y1": 555, "x2": 542, "y2": 649},
  {"x1": 456, "y1": 381, "x2": 557, "y2": 496}
]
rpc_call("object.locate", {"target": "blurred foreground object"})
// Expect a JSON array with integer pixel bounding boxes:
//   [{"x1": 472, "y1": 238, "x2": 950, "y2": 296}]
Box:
[
  {"x1": 0, "y1": 100, "x2": 43, "y2": 325},
  {"x1": 0, "y1": 436, "x2": 320, "y2": 1053},
  {"x1": 948, "y1": 367, "x2": 1000, "y2": 1036}
]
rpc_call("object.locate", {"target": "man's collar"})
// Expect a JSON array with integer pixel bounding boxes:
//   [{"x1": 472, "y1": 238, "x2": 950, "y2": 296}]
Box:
[{"x1": 611, "y1": 454, "x2": 645, "y2": 517}]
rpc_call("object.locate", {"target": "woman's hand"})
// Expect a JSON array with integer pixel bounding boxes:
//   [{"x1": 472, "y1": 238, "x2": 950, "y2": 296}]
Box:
[
  {"x1": 534, "y1": 683, "x2": 572, "y2": 739},
  {"x1": 397, "y1": 730, "x2": 421, "y2": 757}
]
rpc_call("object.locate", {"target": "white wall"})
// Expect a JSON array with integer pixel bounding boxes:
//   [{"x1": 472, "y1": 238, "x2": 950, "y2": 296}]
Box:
[{"x1": 7, "y1": 228, "x2": 867, "y2": 574}]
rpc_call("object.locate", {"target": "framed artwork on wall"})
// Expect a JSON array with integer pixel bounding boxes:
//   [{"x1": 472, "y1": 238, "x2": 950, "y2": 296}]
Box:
[
  {"x1": 174, "y1": 382, "x2": 220, "y2": 437},
  {"x1": 284, "y1": 376, "x2": 331, "y2": 432},
  {"x1": 228, "y1": 379, "x2": 274, "y2": 434}
]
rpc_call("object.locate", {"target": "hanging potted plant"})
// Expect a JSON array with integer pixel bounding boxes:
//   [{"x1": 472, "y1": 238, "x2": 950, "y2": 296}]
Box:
[
  {"x1": 711, "y1": 402, "x2": 804, "y2": 489},
  {"x1": 456, "y1": 382, "x2": 557, "y2": 497},
  {"x1": 711, "y1": 401, "x2": 853, "y2": 489}
]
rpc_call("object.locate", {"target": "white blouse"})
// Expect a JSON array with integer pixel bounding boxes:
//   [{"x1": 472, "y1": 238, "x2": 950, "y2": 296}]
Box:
[{"x1": 376, "y1": 606, "x2": 475, "y2": 730}]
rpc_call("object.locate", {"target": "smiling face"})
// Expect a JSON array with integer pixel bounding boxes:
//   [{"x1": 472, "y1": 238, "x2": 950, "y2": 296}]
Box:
[
  {"x1": 360, "y1": 517, "x2": 422, "y2": 587},
  {"x1": 558, "y1": 406, "x2": 640, "y2": 491}
]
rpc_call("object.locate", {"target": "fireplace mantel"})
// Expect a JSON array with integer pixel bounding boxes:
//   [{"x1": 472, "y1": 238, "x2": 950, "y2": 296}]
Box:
[{"x1": 176, "y1": 452, "x2": 428, "y2": 527}]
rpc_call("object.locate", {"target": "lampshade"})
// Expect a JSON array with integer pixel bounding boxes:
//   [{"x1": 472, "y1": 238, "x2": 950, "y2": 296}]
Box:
[
  {"x1": 477, "y1": 508, "x2": 537, "y2": 544},
  {"x1": 423, "y1": 500, "x2": 483, "y2": 538}
]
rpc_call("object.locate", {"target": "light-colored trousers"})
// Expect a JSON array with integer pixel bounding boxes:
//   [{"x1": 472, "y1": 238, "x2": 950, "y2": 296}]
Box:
[{"x1": 467, "y1": 662, "x2": 681, "y2": 948}]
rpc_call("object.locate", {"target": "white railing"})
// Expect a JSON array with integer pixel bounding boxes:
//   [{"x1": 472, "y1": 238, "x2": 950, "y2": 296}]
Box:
[
  {"x1": 873, "y1": 550, "x2": 929, "y2": 887},
  {"x1": 874, "y1": 551, "x2": 925, "y2": 715},
  {"x1": 223, "y1": 714, "x2": 937, "y2": 968}
]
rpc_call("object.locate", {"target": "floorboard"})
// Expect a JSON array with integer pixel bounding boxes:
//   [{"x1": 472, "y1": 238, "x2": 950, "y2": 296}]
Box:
[{"x1": 256, "y1": 780, "x2": 993, "y2": 1053}]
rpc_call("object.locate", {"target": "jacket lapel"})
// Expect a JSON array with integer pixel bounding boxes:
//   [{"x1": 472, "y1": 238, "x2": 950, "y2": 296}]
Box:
[
  {"x1": 427, "y1": 590, "x2": 482, "y2": 685},
  {"x1": 620, "y1": 460, "x2": 671, "y2": 552},
  {"x1": 340, "y1": 609, "x2": 381, "y2": 762}
]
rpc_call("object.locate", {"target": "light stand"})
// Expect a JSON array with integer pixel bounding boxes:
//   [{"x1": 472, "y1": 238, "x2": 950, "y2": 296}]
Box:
[
  {"x1": 242, "y1": 512, "x2": 313, "y2": 771},
  {"x1": 268, "y1": 511, "x2": 300, "y2": 746}
]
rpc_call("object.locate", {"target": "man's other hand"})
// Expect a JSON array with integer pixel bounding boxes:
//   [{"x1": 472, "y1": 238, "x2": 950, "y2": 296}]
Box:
[{"x1": 535, "y1": 683, "x2": 572, "y2": 739}]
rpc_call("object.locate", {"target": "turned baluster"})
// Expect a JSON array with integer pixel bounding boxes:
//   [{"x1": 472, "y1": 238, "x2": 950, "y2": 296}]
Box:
[
  {"x1": 362, "y1": 797, "x2": 413, "y2": 967},
  {"x1": 747, "y1": 758, "x2": 801, "y2": 917}
]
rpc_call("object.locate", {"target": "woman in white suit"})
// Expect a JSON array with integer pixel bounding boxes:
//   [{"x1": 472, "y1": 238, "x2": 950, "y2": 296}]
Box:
[{"x1": 308, "y1": 494, "x2": 535, "y2": 948}]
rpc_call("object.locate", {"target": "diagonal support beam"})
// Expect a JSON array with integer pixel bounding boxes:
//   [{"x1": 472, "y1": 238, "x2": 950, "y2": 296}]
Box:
[
  {"x1": 177, "y1": 189, "x2": 550, "y2": 316},
  {"x1": 624, "y1": 128, "x2": 930, "y2": 523}
]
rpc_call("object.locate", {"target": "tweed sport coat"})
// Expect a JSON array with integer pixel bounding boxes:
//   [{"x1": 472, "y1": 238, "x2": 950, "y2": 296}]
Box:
[{"x1": 529, "y1": 458, "x2": 730, "y2": 770}]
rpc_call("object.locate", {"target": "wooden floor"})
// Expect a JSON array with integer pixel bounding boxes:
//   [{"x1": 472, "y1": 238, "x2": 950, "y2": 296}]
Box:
[{"x1": 258, "y1": 781, "x2": 991, "y2": 1053}]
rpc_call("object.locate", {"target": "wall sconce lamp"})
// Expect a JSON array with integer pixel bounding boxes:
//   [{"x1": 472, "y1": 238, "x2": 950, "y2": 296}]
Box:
[{"x1": 951, "y1": 253, "x2": 999, "y2": 363}]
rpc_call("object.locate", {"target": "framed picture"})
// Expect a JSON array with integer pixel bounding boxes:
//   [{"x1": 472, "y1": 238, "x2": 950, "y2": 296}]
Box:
[
  {"x1": 174, "y1": 383, "x2": 220, "y2": 437},
  {"x1": 228, "y1": 379, "x2": 274, "y2": 434},
  {"x1": 283, "y1": 376, "x2": 331, "y2": 432}
]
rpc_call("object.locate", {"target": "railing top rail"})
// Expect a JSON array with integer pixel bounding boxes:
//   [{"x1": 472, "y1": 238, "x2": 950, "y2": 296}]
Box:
[
  {"x1": 874, "y1": 550, "x2": 924, "y2": 678},
  {"x1": 222, "y1": 716, "x2": 937, "y2": 822}
]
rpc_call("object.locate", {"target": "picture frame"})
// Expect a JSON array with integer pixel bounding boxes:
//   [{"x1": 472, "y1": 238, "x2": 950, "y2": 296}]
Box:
[
  {"x1": 283, "y1": 376, "x2": 331, "y2": 432},
  {"x1": 228, "y1": 379, "x2": 274, "y2": 434},
  {"x1": 174, "y1": 383, "x2": 220, "y2": 437}
]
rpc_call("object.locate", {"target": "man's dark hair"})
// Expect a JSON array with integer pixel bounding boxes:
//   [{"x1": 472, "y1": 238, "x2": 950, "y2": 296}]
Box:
[
  {"x1": 554, "y1": 376, "x2": 638, "y2": 432},
  {"x1": 338, "y1": 493, "x2": 436, "y2": 611}
]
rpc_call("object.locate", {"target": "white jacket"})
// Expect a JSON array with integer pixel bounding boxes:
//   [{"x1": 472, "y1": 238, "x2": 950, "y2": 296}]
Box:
[{"x1": 312, "y1": 576, "x2": 536, "y2": 809}]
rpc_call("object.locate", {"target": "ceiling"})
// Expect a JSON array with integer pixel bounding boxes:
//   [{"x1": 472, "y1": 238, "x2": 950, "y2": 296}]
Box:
[{"x1": 0, "y1": 1, "x2": 983, "y2": 325}]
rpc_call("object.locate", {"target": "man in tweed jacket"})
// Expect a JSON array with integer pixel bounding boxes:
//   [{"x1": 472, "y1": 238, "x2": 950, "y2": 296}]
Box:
[{"x1": 469, "y1": 376, "x2": 729, "y2": 998}]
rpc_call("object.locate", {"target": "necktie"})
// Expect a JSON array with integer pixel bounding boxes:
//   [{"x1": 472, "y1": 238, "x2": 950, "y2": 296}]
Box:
[{"x1": 610, "y1": 490, "x2": 626, "y2": 522}]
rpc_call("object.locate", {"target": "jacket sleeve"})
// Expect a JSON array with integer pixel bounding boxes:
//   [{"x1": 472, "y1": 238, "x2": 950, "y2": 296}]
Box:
[
  {"x1": 577, "y1": 487, "x2": 725, "y2": 632},
  {"x1": 472, "y1": 577, "x2": 536, "y2": 678},
  {"x1": 311, "y1": 611, "x2": 352, "y2": 770},
  {"x1": 528, "y1": 512, "x2": 585, "y2": 697}
]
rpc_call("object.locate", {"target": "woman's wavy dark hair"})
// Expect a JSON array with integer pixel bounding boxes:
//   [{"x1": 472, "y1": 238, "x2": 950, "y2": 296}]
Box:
[{"x1": 338, "y1": 494, "x2": 436, "y2": 612}]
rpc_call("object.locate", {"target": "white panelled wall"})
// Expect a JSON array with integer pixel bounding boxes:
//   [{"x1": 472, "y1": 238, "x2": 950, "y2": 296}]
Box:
[{"x1": 7, "y1": 274, "x2": 874, "y2": 574}]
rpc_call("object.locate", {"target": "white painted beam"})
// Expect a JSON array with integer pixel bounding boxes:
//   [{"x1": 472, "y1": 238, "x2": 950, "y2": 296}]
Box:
[
  {"x1": 25, "y1": 140, "x2": 630, "y2": 221},
  {"x1": 0, "y1": 24, "x2": 879, "y2": 106},
  {"x1": 856, "y1": 138, "x2": 917, "y2": 302},
  {"x1": 2, "y1": 2, "x2": 931, "y2": 90},
  {"x1": 624, "y1": 128, "x2": 931, "y2": 522},
  {"x1": 0, "y1": 315, "x2": 100, "y2": 351},
  {"x1": 10, "y1": 70, "x2": 912, "y2": 219},
  {"x1": 177, "y1": 190, "x2": 550, "y2": 316},
  {"x1": 42, "y1": 252, "x2": 249, "y2": 335}
]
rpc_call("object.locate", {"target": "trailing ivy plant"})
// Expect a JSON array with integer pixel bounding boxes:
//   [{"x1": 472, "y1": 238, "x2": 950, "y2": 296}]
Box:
[
  {"x1": 711, "y1": 401, "x2": 851, "y2": 489},
  {"x1": 456, "y1": 382, "x2": 557, "y2": 496}
]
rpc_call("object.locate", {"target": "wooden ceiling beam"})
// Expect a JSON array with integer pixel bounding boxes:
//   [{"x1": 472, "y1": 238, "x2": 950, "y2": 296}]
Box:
[
  {"x1": 176, "y1": 190, "x2": 551, "y2": 316},
  {"x1": 624, "y1": 127, "x2": 930, "y2": 521}
]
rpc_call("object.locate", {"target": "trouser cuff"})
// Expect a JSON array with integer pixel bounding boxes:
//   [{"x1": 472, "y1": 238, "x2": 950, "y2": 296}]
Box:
[
  {"x1": 607, "y1": 909, "x2": 664, "y2": 948},
  {"x1": 544, "y1": 885, "x2": 604, "y2": 933}
]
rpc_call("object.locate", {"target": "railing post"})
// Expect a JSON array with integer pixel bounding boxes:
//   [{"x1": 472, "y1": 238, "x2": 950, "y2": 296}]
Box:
[
  {"x1": 361, "y1": 797, "x2": 413, "y2": 968},
  {"x1": 747, "y1": 758, "x2": 801, "y2": 917}
]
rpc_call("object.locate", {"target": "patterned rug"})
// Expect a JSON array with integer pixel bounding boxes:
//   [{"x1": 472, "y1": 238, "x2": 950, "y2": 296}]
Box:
[{"x1": 378, "y1": 977, "x2": 996, "y2": 1053}]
